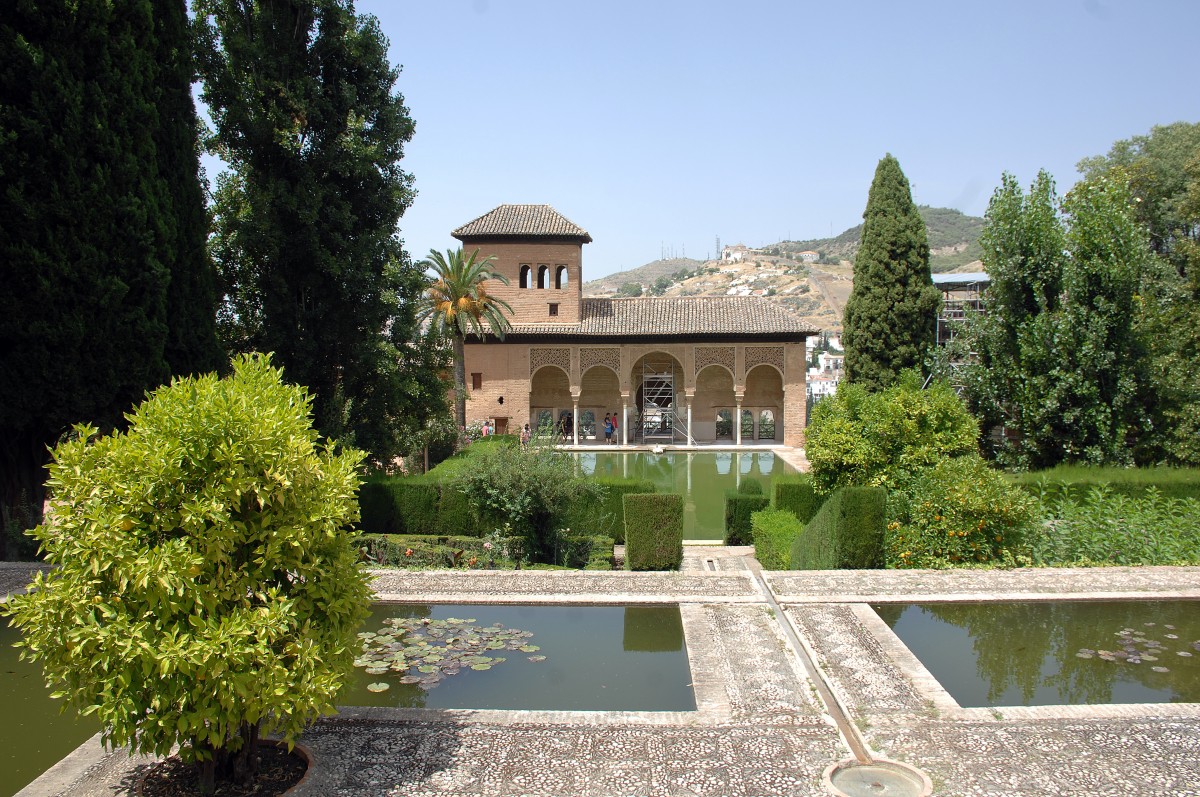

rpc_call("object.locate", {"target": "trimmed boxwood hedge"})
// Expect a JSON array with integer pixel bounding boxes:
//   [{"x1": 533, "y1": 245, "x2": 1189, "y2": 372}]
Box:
[
  {"x1": 751, "y1": 507, "x2": 804, "y2": 570},
  {"x1": 774, "y1": 475, "x2": 825, "y2": 523},
  {"x1": 724, "y1": 484, "x2": 770, "y2": 545},
  {"x1": 564, "y1": 477, "x2": 657, "y2": 543},
  {"x1": 790, "y1": 486, "x2": 886, "y2": 570},
  {"x1": 624, "y1": 493, "x2": 683, "y2": 571}
]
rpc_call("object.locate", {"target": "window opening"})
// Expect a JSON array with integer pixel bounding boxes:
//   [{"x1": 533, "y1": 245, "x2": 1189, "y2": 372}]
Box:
[
  {"x1": 549, "y1": 303, "x2": 559, "y2": 316},
  {"x1": 537, "y1": 265, "x2": 549, "y2": 289},
  {"x1": 471, "y1": 373, "x2": 482, "y2": 390},
  {"x1": 519, "y1": 265, "x2": 531, "y2": 289},
  {"x1": 555, "y1": 265, "x2": 568, "y2": 289}
]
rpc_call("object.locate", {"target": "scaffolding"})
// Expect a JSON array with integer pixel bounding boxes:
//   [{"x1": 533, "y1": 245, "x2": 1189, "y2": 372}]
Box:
[{"x1": 639, "y1": 359, "x2": 678, "y2": 442}]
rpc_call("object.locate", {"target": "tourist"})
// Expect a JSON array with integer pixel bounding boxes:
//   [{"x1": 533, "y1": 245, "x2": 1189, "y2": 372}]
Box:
[
  {"x1": 521, "y1": 423, "x2": 532, "y2": 447},
  {"x1": 611, "y1": 411, "x2": 619, "y2": 444},
  {"x1": 603, "y1": 413, "x2": 613, "y2": 442},
  {"x1": 482, "y1": 420, "x2": 492, "y2": 437}
]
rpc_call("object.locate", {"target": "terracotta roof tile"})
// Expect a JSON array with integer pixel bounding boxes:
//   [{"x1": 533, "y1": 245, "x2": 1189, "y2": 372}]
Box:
[
  {"x1": 504, "y1": 297, "x2": 817, "y2": 338},
  {"x1": 452, "y1": 204, "x2": 593, "y2": 242}
]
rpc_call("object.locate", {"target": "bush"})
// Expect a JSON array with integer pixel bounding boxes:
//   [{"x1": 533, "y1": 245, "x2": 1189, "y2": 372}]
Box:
[
  {"x1": 886, "y1": 456, "x2": 1038, "y2": 568},
  {"x1": 624, "y1": 493, "x2": 683, "y2": 571},
  {"x1": 358, "y1": 478, "x2": 441, "y2": 535},
  {"x1": 774, "y1": 476, "x2": 825, "y2": 523},
  {"x1": 563, "y1": 477, "x2": 656, "y2": 543},
  {"x1": 806, "y1": 371, "x2": 978, "y2": 493},
  {"x1": 791, "y1": 486, "x2": 886, "y2": 569},
  {"x1": 360, "y1": 532, "x2": 521, "y2": 569},
  {"x1": 452, "y1": 438, "x2": 601, "y2": 563},
  {"x1": 725, "y1": 487, "x2": 770, "y2": 545},
  {"x1": 1009, "y1": 465, "x2": 1200, "y2": 503},
  {"x1": 752, "y1": 508, "x2": 803, "y2": 570},
  {"x1": 2, "y1": 355, "x2": 370, "y2": 790},
  {"x1": 1027, "y1": 486, "x2": 1200, "y2": 566},
  {"x1": 560, "y1": 532, "x2": 615, "y2": 570}
]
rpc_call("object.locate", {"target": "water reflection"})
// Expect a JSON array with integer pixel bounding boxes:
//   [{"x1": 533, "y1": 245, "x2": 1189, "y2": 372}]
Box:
[
  {"x1": 876, "y1": 601, "x2": 1200, "y2": 707},
  {"x1": 574, "y1": 452, "x2": 797, "y2": 540}
]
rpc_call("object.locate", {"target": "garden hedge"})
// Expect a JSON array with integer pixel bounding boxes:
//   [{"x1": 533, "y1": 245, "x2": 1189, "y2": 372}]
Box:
[
  {"x1": 751, "y1": 507, "x2": 804, "y2": 570},
  {"x1": 724, "y1": 481, "x2": 770, "y2": 545},
  {"x1": 774, "y1": 475, "x2": 825, "y2": 523},
  {"x1": 790, "y1": 486, "x2": 886, "y2": 569},
  {"x1": 563, "y1": 477, "x2": 657, "y2": 543},
  {"x1": 624, "y1": 493, "x2": 683, "y2": 571}
]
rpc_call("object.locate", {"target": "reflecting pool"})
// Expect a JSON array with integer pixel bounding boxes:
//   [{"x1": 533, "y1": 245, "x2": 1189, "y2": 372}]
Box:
[
  {"x1": 575, "y1": 451, "x2": 798, "y2": 540},
  {"x1": 875, "y1": 601, "x2": 1200, "y2": 707},
  {"x1": 341, "y1": 603, "x2": 695, "y2": 711},
  {"x1": 1, "y1": 616, "x2": 98, "y2": 797}
]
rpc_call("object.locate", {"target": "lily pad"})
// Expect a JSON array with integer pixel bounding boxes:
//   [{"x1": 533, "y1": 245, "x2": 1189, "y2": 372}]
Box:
[
  {"x1": 1152, "y1": 666, "x2": 1170, "y2": 673},
  {"x1": 366, "y1": 682, "x2": 390, "y2": 693},
  {"x1": 519, "y1": 645, "x2": 540, "y2": 653},
  {"x1": 528, "y1": 655, "x2": 547, "y2": 663},
  {"x1": 470, "y1": 663, "x2": 492, "y2": 671}
]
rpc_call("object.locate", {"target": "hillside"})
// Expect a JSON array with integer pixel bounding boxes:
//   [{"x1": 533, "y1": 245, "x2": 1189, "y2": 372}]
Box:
[{"x1": 583, "y1": 206, "x2": 984, "y2": 333}]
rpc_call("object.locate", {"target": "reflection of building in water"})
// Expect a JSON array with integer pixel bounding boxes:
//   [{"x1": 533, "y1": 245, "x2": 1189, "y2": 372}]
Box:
[{"x1": 453, "y1": 205, "x2": 816, "y2": 446}]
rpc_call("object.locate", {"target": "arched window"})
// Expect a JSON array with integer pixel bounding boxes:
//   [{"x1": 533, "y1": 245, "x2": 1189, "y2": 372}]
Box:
[
  {"x1": 519, "y1": 264, "x2": 531, "y2": 288},
  {"x1": 537, "y1": 265, "x2": 549, "y2": 289},
  {"x1": 555, "y1": 265, "x2": 568, "y2": 289}
]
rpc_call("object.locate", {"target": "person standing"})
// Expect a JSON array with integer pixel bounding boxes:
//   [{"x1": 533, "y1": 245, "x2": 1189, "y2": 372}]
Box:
[
  {"x1": 611, "y1": 411, "x2": 619, "y2": 444},
  {"x1": 603, "y1": 413, "x2": 613, "y2": 442}
]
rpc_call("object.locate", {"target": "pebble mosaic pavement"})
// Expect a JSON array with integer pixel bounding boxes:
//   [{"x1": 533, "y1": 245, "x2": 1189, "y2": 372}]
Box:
[{"x1": 8, "y1": 556, "x2": 1200, "y2": 796}]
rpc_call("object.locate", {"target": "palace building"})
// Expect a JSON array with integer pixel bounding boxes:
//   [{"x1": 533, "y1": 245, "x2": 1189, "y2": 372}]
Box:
[{"x1": 453, "y1": 204, "x2": 817, "y2": 447}]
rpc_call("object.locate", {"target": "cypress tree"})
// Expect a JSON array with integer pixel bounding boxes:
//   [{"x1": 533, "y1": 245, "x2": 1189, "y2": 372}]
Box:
[
  {"x1": 842, "y1": 154, "x2": 941, "y2": 391},
  {"x1": 196, "y1": 0, "x2": 445, "y2": 463},
  {"x1": 0, "y1": 1, "x2": 217, "y2": 549}
]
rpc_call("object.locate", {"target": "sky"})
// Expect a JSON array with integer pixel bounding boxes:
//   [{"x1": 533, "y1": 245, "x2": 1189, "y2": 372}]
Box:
[{"x1": 311, "y1": 1, "x2": 1198, "y2": 279}]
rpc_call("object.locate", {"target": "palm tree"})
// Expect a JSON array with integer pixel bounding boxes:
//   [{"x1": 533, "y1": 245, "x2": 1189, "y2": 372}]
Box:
[{"x1": 418, "y1": 247, "x2": 514, "y2": 429}]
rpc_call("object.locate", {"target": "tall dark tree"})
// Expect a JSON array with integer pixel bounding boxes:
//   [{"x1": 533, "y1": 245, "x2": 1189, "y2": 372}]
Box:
[
  {"x1": 842, "y1": 154, "x2": 941, "y2": 391},
  {"x1": 196, "y1": 0, "x2": 439, "y2": 463},
  {"x1": 0, "y1": 0, "x2": 218, "y2": 554}
]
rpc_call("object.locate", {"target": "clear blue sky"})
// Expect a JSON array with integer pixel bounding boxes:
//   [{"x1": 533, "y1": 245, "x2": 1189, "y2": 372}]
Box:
[{"x1": 343, "y1": 0, "x2": 1199, "y2": 279}]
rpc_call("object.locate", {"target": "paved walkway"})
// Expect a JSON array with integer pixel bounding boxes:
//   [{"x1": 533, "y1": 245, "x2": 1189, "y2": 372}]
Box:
[{"x1": 8, "y1": 556, "x2": 1200, "y2": 796}]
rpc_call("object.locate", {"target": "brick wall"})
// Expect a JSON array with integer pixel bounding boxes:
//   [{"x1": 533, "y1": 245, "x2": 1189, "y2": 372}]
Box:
[{"x1": 458, "y1": 239, "x2": 583, "y2": 325}]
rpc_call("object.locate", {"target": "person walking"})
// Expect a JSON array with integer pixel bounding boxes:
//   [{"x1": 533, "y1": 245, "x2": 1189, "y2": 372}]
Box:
[{"x1": 603, "y1": 413, "x2": 613, "y2": 442}]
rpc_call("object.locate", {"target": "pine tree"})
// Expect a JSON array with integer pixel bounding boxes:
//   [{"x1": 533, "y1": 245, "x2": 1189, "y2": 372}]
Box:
[
  {"x1": 842, "y1": 155, "x2": 941, "y2": 391},
  {"x1": 0, "y1": 1, "x2": 218, "y2": 550},
  {"x1": 196, "y1": 0, "x2": 443, "y2": 463}
]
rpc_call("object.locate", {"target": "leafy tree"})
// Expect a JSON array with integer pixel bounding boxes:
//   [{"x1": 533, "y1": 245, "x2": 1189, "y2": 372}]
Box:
[
  {"x1": 649, "y1": 274, "x2": 674, "y2": 296},
  {"x1": 842, "y1": 155, "x2": 941, "y2": 391},
  {"x1": 615, "y1": 281, "x2": 644, "y2": 297},
  {"x1": 3, "y1": 355, "x2": 370, "y2": 794},
  {"x1": 418, "y1": 247, "x2": 514, "y2": 429},
  {"x1": 964, "y1": 171, "x2": 1152, "y2": 468},
  {"x1": 0, "y1": 1, "x2": 219, "y2": 552},
  {"x1": 196, "y1": 0, "x2": 435, "y2": 464},
  {"x1": 806, "y1": 370, "x2": 978, "y2": 493},
  {"x1": 1078, "y1": 123, "x2": 1200, "y2": 465}
]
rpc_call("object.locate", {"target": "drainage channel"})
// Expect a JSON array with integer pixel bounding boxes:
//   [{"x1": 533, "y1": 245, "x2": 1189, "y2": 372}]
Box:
[{"x1": 745, "y1": 567, "x2": 933, "y2": 797}]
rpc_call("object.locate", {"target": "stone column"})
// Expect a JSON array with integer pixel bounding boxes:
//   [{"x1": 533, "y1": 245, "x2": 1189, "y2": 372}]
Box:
[
  {"x1": 686, "y1": 401, "x2": 694, "y2": 446},
  {"x1": 621, "y1": 394, "x2": 630, "y2": 446},
  {"x1": 572, "y1": 398, "x2": 580, "y2": 446},
  {"x1": 735, "y1": 399, "x2": 743, "y2": 446}
]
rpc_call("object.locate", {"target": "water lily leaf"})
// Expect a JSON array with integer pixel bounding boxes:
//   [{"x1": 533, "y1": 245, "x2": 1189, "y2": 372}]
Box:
[
  {"x1": 470, "y1": 663, "x2": 492, "y2": 671},
  {"x1": 1075, "y1": 651, "x2": 1094, "y2": 659},
  {"x1": 399, "y1": 675, "x2": 422, "y2": 684},
  {"x1": 1178, "y1": 651, "x2": 1193, "y2": 657},
  {"x1": 366, "y1": 682, "x2": 390, "y2": 693},
  {"x1": 1165, "y1": 634, "x2": 1179, "y2": 640},
  {"x1": 528, "y1": 655, "x2": 547, "y2": 663},
  {"x1": 365, "y1": 667, "x2": 388, "y2": 675},
  {"x1": 519, "y1": 645, "x2": 540, "y2": 653},
  {"x1": 1152, "y1": 666, "x2": 1170, "y2": 673},
  {"x1": 417, "y1": 665, "x2": 437, "y2": 673}
]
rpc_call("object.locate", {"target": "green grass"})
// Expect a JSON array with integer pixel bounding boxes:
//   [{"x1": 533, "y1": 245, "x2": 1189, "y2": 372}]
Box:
[{"x1": 1008, "y1": 465, "x2": 1200, "y2": 502}]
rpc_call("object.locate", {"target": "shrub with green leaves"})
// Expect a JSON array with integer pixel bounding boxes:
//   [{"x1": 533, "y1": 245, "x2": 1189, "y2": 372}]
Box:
[
  {"x1": 806, "y1": 371, "x2": 978, "y2": 493},
  {"x1": 624, "y1": 493, "x2": 683, "y2": 571},
  {"x1": 752, "y1": 508, "x2": 804, "y2": 570},
  {"x1": 886, "y1": 455, "x2": 1038, "y2": 568},
  {"x1": 790, "y1": 486, "x2": 886, "y2": 569},
  {"x1": 774, "y1": 476, "x2": 825, "y2": 523},
  {"x1": 562, "y1": 477, "x2": 656, "y2": 543},
  {"x1": 451, "y1": 436, "x2": 601, "y2": 563},
  {"x1": 724, "y1": 480, "x2": 771, "y2": 545},
  {"x1": 3, "y1": 355, "x2": 370, "y2": 791},
  {"x1": 1028, "y1": 485, "x2": 1200, "y2": 566}
]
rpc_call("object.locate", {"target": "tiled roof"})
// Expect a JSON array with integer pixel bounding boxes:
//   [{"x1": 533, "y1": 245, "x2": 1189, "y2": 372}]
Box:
[
  {"x1": 504, "y1": 297, "x2": 818, "y2": 338},
  {"x1": 452, "y1": 204, "x2": 593, "y2": 242}
]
